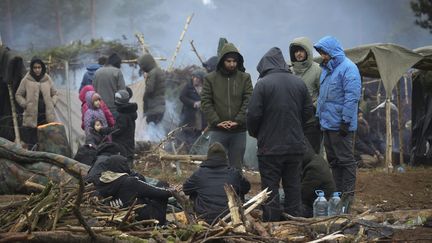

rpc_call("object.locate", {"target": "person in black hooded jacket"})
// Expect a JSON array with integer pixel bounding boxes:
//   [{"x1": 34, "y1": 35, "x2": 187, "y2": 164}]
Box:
[
  {"x1": 183, "y1": 142, "x2": 250, "y2": 224},
  {"x1": 94, "y1": 154, "x2": 173, "y2": 224},
  {"x1": 247, "y1": 47, "x2": 314, "y2": 221},
  {"x1": 101, "y1": 89, "x2": 137, "y2": 166}
]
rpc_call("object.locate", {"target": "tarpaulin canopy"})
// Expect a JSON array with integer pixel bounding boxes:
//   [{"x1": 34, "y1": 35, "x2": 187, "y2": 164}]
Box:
[{"x1": 316, "y1": 44, "x2": 432, "y2": 97}]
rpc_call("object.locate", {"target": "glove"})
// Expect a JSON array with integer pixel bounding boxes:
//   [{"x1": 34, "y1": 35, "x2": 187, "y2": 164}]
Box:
[{"x1": 339, "y1": 122, "x2": 350, "y2": 137}]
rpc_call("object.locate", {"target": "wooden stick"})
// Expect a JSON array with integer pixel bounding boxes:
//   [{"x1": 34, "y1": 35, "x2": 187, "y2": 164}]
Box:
[
  {"x1": 396, "y1": 80, "x2": 405, "y2": 166},
  {"x1": 168, "y1": 13, "x2": 194, "y2": 71},
  {"x1": 7, "y1": 84, "x2": 21, "y2": 147},
  {"x1": 119, "y1": 198, "x2": 137, "y2": 229},
  {"x1": 72, "y1": 172, "x2": 96, "y2": 240},
  {"x1": 385, "y1": 98, "x2": 393, "y2": 173},
  {"x1": 160, "y1": 154, "x2": 207, "y2": 162},
  {"x1": 190, "y1": 40, "x2": 205, "y2": 65},
  {"x1": 224, "y1": 184, "x2": 246, "y2": 233}
]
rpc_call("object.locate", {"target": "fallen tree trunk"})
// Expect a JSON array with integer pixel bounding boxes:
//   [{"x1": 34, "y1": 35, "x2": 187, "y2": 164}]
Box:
[{"x1": 160, "y1": 154, "x2": 207, "y2": 162}]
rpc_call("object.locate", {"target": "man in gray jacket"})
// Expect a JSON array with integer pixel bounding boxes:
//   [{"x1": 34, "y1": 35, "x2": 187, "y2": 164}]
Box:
[
  {"x1": 93, "y1": 53, "x2": 126, "y2": 119},
  {"x1": 289, "y1": 37, "x2": 322, "y2": 154}
]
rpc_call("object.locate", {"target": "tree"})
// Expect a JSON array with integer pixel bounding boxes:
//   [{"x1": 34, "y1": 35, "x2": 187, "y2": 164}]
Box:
[{"x1": 411, "y1": 0, "x2": 432, "y2": 33}]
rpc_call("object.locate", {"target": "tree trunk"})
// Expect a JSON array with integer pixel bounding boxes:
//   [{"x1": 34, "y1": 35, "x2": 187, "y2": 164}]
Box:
[
  {"x1": 396, "y1": 79, "x2": 404, "y2": 166},
  {"x1": 55, "y1": 0, "x2": 64, "y2": 45},
  {"x1": 4, "y1": 0, "x2": 14, "y2": 45},
  {"x1": 90, "y1": 0, "x2": 96, "y2": 39},
  {"x1": 385, "y1": 98, "x2": 393, "y2": 173}
]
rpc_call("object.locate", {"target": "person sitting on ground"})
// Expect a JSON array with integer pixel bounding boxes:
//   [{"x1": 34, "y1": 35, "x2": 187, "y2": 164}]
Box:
[
  {"x1": 83, "y1": 91, "x2": 109, "y2": 135},
  {"x1": 183, "y1": 142, "x2": 251, "y2": 224},
  {"x1": 355, "y1": 109, "x2": 384, "y2": 168},
  {"x1": 85, "y1": 119, "x2": 112, "y2": 148},
  {"x1": 301, "y1": 141, "x2": 336, "y2": 217},
  {"x1": 79, "y1": 85, "x2": 115, "y2": 131},
  {"x1": 94, "y1": 154, "x2": 173, "y2": 225}
]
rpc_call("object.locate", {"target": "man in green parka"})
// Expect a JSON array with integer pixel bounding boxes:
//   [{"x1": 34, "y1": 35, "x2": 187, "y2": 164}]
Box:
[
  {"x1": 289, "y1": 37, "x2": 322, "y2": 153},
  {"x1": 137, "y1": 53, "x2": 165, "y2": 124},
  {"x1": 201, "y1": 43, "x2": 253, "y2": 169}
]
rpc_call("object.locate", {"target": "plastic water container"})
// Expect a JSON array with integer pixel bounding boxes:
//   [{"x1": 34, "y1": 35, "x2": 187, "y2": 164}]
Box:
[
  {"x1": 313, "y1": 190, "x2": 328, "y2": 217},
  {"x1": 328, "y1": 192, "x2": 342, "y2": 216}
]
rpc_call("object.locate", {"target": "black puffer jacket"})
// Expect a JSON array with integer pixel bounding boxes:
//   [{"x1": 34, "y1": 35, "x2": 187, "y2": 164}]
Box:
[
  {"x1": 112, "y1": 102, "x2": 138, "y2": 159},
  {"x1": 247, "y1": 47, "x2": 314, "y2": 155},
  {"x1": 183, "y1": 143, "x2": 250, "y2": 224}
]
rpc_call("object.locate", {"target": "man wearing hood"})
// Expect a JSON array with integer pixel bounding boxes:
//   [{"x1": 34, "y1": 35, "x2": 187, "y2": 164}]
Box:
[
  {"x1": 247, "y1": 47, "x2": 313, "y2": 221},
  {"x1": 201, "y1": 43, "x2": 253, "y2": 170},
  {"x1": 93, "y1": 53, "x2": 126, "y2": 118},
  {"x1": 137, "y1": 53, "x2": 165, "y2": 124},
  {"x1": 289, "y1": 37, "x2": 322, "y2": 154},
  {"x1": 314, "y1": 36, "x2": 361, "y2": 212},
  {"x1": 183, "y1": 142, "x2": 250, "y2": 224}
]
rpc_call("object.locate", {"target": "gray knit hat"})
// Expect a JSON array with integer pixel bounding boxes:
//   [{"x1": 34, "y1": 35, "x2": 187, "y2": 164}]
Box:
[{"x1": 114, "y1": 90, "x2": 130, "y2": 105}]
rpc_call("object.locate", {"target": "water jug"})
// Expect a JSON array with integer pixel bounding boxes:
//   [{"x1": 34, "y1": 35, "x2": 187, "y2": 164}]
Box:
[
  {"x1": 313, "y1": 190, "x2": 328, "y2": 217},
  {"x1": 328, "y1": 192, "x2": 342, "y2": 216}
]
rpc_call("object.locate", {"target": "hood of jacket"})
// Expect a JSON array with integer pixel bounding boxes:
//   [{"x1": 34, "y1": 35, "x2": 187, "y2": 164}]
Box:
[
  {"x1": 201, "y1": 142, "x2": 228, "y2": 168},
  {"x1": 99, "y1": 154, "x2": 131, "y2": 174},
  {"x1": 216, "y1": 43, "x2": 245, "y2": 72},
  {"x1": 289, "y1": 37, "x2": 315, "y2": 74},
  {"x1": 85, "y1": 90, "x2": 101, "y2": 110},
  {"x1": 79, "y1": 85, "x2": 95, "y2": 103},
  {"x1": 257, "y1": 47, "x2": 290, "y2": 78},
  {"x1": 117, "y1": 102, "x2": 138, "y2": 120},
  {"x1": 313, "y1": 36, "x2": 345, "y2": 71},
  {"x1": 137, "y1": 54, "x2": 157, "y2": 73},
  {"x1": 29, "y1": 57, "x2": 47, "y2": 82}
]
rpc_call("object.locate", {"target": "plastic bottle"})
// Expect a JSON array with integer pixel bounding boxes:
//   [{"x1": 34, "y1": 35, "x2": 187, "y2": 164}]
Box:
[
  {"x1": 328, "y1": 192, "x2": 342, "y2": 216},
  {"x1": 313, "y1": 190, "x2": 328, "y2": 217}
]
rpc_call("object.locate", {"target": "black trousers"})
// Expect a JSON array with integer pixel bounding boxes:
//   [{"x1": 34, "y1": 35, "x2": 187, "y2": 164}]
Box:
[
  {"x1": 258, "y1": 154, "x2": 303, "y2": 222},
  {"x1": 323, "y1": 131, "x2": 357, "y2": 197}
]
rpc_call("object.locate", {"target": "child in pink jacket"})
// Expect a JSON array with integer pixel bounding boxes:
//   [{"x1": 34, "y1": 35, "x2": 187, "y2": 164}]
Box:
[{"x1": 79, "y1": 85, "x2": 115, "y2": 130}]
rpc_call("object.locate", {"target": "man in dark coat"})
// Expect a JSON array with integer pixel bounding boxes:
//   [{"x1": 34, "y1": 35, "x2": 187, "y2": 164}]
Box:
[
  {"x1": 247, "y1": 47, "x2": 314, "y2": 221},
  {"x1": 94, "y1": 154, "x2": 172, "y2": 225},
  {"x1": 137, "y1": 53, "x2": 165, "y2": 124},
  {"x1": 201, "y1": 43, "x2": 253, "y2": 169},
  {"x1": 183, "y1": 142, "x2": 250, "y2": 224},
  {"x1": 179, "y1": 69, "x2": 207, "y2": 148}
]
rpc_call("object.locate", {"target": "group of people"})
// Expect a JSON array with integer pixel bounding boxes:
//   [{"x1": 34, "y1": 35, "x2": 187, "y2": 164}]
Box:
[{"x1": 13, "y1": 34, "x2": 362, "y2": 224}]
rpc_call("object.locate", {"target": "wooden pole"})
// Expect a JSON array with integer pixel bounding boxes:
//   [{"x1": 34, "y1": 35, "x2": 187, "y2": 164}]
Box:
[
  {"x1": 64, "y1": 60, "x2": 73, "y2": 153},
  {"x1": 404, "y1": 74, "x2": 409, "y2": 105},
  {"x1": 385, "y1": 98, "x2": 393, "y2": 173},
  {"x1": 224, "y1": 184, "x2": 246, "y2": 233},
  {"x1": 135, "y1": 32, "x2": 151, "y2": 55},
  {"x1": 7, "y1": 84, "x2": 21, "y2": 147},
  {"x1": 396, "y1": 80, "x2": 405, "y2": 166},
  {"x1": 189, "y1": 40, "x2": 205, "y2": 65},
  {"x1": 168, "y1": 13, "x2": 194, "y2": 71}
]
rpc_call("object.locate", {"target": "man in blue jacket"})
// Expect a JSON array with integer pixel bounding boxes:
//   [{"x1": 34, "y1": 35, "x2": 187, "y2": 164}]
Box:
[{"x1": 314, "y1": 36, "x2": 361, "y2": 212}]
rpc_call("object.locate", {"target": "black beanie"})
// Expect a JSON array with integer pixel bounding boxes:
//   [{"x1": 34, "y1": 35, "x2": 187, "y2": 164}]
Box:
[{"x1": 207, "y1": 142, "x2": 227, "y2": 160}]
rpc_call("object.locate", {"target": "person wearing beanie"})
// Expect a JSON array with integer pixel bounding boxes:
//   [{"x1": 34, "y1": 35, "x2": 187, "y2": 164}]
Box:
[
  {"x1": 103, "y1": 89, "x2": 138, "y2": 166},
  {"x1": 201, "y1": 42, "x2": 253, "y2": 170},
  {"x1": 137, "y1": 53, "x2": 165, "y2": 125},
  {"x1": 83, "y1": 90, "x2": 109, "y2": 135},
  {"x1": 93, "y1": 53, "x2": 126, "y2": 118},
  {"x1": 16, "y1": 57, "x2": 58, "y2": 149},
  {"x1": 314, "y1": 36, "x2": 361, "y2": 212},
  {"x1": 247, "y1": 47, "x2": 313, "y2": 221},
  {"x1": 179, "y1": 69, "x2": 207, "y2": 149},
  {"x1": 183, "y1": 142, "x2": 250, "y2": 224},
  {"x1": 203, "y1": 56, "x2": 218, "y2": 73},
  {"x1": 93, "y1": 154, "x2": 173, "y2": 225},
  {"x1": 289, "y1": 37, "x2": 323, "y2": 154},
  {"x1": 79, "y1": 63, "x2": 101, "y2": 92}
]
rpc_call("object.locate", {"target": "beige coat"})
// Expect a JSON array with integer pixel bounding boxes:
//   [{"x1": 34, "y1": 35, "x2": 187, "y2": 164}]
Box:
[{"x1": 15, "y1": 73, "x2": 58, "y2": 127}]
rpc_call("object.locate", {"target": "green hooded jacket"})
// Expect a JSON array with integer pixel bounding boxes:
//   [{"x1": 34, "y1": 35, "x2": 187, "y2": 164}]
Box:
[
  {"x1": 201, "y1": 43, "x2": 253, "y2": 132},
  {"x1": 289, "y1": 37, "x2": 321, "y2": 105},
  {"x1": 137, "y1": 54, "x2": 165, "y2": 116}
]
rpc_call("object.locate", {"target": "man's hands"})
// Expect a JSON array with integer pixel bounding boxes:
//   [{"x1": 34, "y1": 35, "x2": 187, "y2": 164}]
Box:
[
  {"x1": 217, "y1": 121, "x2": 238, "y2": 130},
  {"x1": 193, "y1": 101, "x2": 201, "y2": 109}
]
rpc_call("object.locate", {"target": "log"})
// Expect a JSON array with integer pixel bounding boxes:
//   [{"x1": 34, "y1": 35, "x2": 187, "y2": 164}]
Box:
[
  {"x1": 224, "y1": 184, "x2": 246, "y2": 233},
  {"x1": 0, "y1": 231, "x2": 130, "y2": 243},
  {"x1": 0, "y1": 137, "x2": 88, "y2": 179},
  {"x1": 160, "y1": 154, "x2": 207, "y2": 162}
]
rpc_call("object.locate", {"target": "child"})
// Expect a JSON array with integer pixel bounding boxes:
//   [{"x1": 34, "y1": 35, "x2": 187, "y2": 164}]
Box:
[
  {"x1": 79, "y1": 85, "x2": 115, "y2": 130},
  {"x1": 111, "y1": 89, "x2": 138, "y2": 165},
  {"x1": 85, "y1": 119, "x2": 112, "y2": 148},
  {"x1": 83, "y1": 91, "x2": 108, "y2": 135}
]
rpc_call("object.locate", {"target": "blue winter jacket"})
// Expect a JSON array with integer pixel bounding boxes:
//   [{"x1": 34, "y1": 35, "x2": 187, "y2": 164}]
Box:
[
  {"x1": 79, "y1": 63, "x2": 101, "y2": 92},
  {"x1": 314, "y1": 36, "x2": 361, "y2": 131}
]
